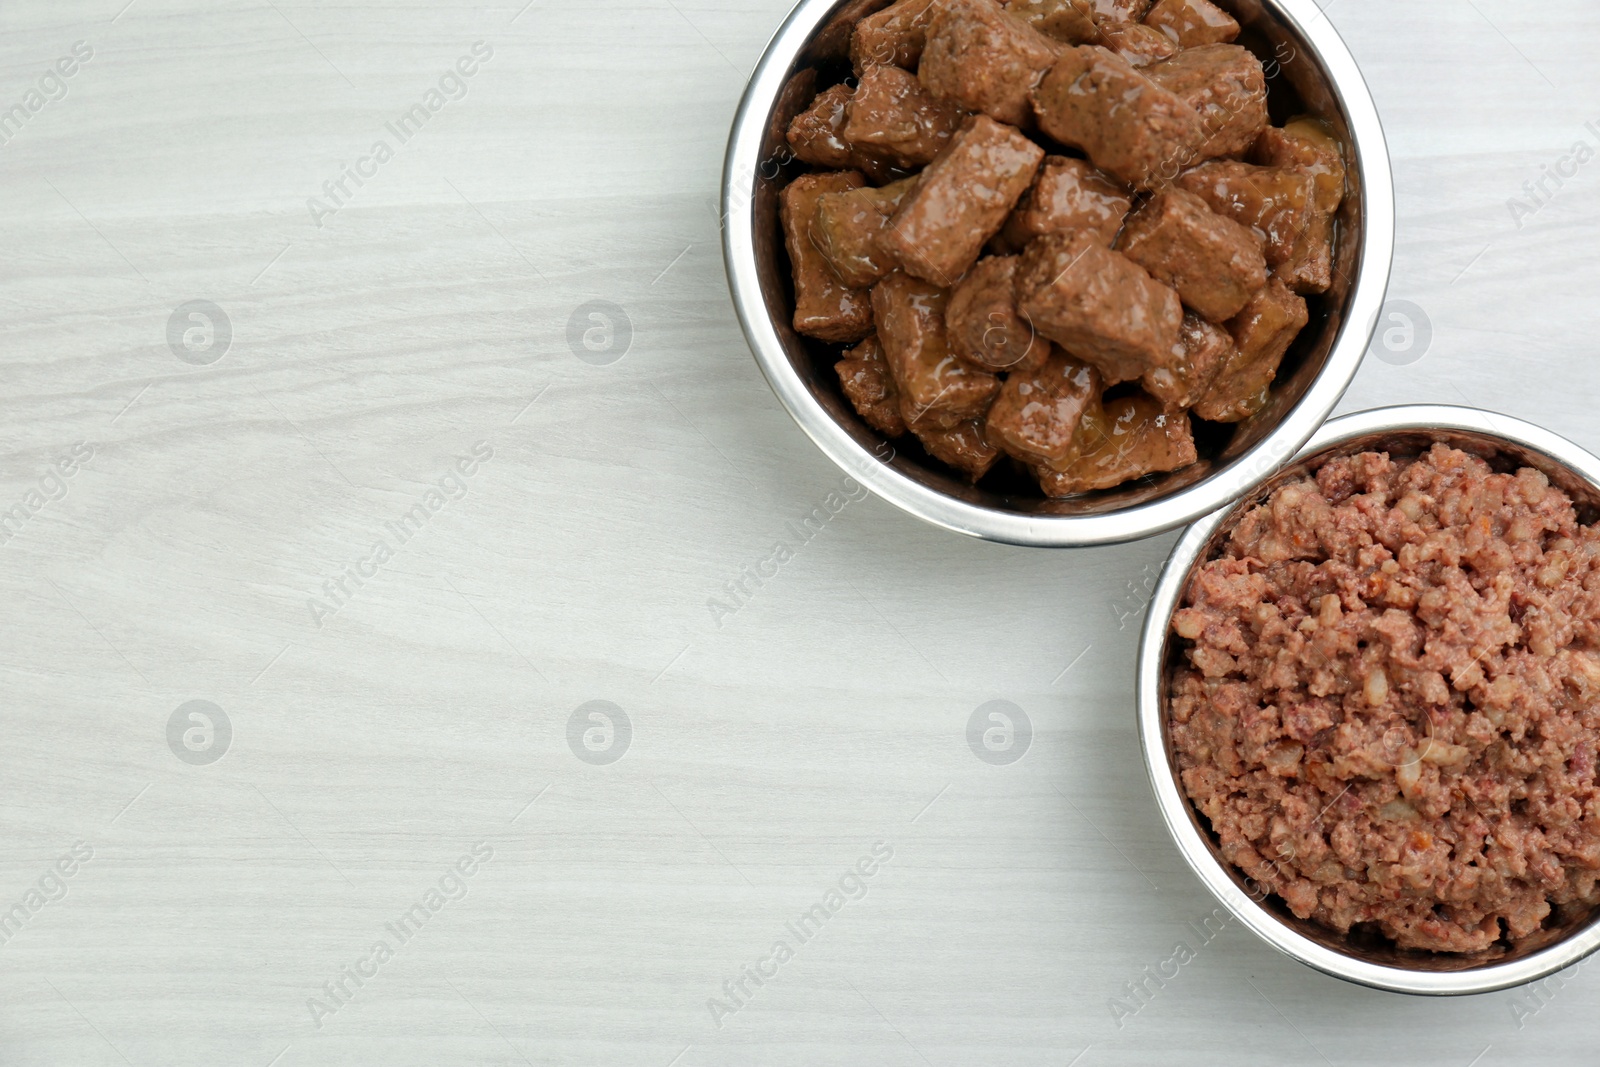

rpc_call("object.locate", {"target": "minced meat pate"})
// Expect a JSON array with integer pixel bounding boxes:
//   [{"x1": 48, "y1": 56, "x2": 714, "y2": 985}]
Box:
[{"x1": 1169, "y1": 444, "x2": 1600, "y2": 953}]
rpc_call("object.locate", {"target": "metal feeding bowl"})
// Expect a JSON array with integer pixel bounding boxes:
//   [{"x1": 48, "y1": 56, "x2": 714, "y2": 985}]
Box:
[
  {"x1": 723, "y1": 0, "x2": 1395, "y2": 547},
  {"x1": 1139, "y1": 405, "x2": 1600, "y2": 995}
]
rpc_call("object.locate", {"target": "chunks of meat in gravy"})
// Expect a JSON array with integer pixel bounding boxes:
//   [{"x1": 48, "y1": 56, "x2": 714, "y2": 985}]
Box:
[
  {"x1": 1100, "y1": 23, "x2": 1179, "y2": 66},
  {"x1": 1117, "y1": 187, "x2": 1267, "y2": 323},
  {"x1": 947, "y1": 255, "x2": 1047, "y2": 372},
  {"x1": 919, "y1": 0, "x2": 1064, "y2": 128},
  {"x1": 781, "y1": 172, "x2": 876, "y2": 344},
  {"x1": 984, "y1": 348, "x2": 1103, "y2": 467},
  {"x1": 1035, "y1": 393, "x2": 1196, "y2": 495},
  {"x1": 1032, "y1": 45, "x2": 1206, "y2": 190},
  {"x1": 845, "y1": 64, "x2": 967, "y2": 169},
  {"x1": 918, "y1": 419, "x2": 1003, "y2": 481},
  {"x1": 1143, "y1": 0, "x2": 1239, "y2": 47},
  {"x1": 881, "y1": 113, "x2": 1044, "y2": 284},
  {"x1": 1015, "y1": 231, "x2": 1183, "y2": 385},
  {"x1": 813, "y1": 176, "x2": 920, "y2": 289},
  {"x1": 1176, "y1": 160, "x2": 1317, "y2": 269},
  {"x1": 852, "y1": 0, "x2": 940, "y2": 74},
  {"x1": 787, "y1": 85, "x2": 898, "y2": 183},
  {"x1": 1193, "y1": 278, "x2": 1309, "y2": 423},
  {"x1": 835, "y1": 335, "x2": 908, "y2": 438},
  {"x1": 871, "y1": 270, "x2": 1001, "y2": 432},
  {"x1": 1144, "y1": 44, "x2": 1268, "y2": 159},
  {"x1": 994, "y1": 155, "x2": 1131, "y2": 253},
  {"x1": 1084, "y1": 0, "x2": 1153, "y2": 25},
  {"x1": 787, "y1": 0, "x2": 1342, "y2": 497},
  {"x1": 1142, "y1": 312, "x2": 1231, "y2": 411},
  {"x1": 1006, "y1": 0, "x2": 1102, "y2": 45},
  {"x1": 1249, "y1": 117, "x2": 1348, "y2": 294}
]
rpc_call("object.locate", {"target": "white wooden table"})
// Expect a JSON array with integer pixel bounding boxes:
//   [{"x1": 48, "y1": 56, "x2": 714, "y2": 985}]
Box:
[{"x1": 1, "y1": 1, "x2": 1597, "y2": 1063}]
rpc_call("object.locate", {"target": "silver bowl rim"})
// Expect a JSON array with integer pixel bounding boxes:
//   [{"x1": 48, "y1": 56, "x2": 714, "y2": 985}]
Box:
[
  {"x1": 722, "y1": 0, "x2": 1397, "y2": 548},
  {"x1": 1137, "y1": 403, "x2": 1600, "y2": 995}
]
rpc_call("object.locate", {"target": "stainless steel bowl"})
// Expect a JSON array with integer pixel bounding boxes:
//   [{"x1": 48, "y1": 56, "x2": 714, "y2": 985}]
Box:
[
  {"x1": 1138, "y1": 404, "x2": 1600, "y2": 994},
  {"x1": 723, "y1": 0, "x2": 1395, "y2": 547}
]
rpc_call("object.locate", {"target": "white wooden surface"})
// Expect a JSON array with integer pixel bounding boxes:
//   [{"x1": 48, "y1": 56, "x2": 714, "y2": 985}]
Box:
[{"x1": 1, "y1": 0, "x2": 1598, "y2": 1063}]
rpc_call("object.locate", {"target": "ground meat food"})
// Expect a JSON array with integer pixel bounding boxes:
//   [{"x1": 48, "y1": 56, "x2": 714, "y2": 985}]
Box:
[
  {"x1": 1169, "y1": 445, "x2": 1600, "y2": 954},
  {"x1": 781, "y1": 172, "x2": 876, "y2": 343},
  {"x1": 1143, "y1": 0, "x2": 1239, "y2": 47},
  {"x1": 846, "y1": 64, "x2": 968, "y2": 168}
]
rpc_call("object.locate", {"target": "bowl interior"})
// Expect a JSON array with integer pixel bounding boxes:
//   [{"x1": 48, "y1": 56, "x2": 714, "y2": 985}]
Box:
[
  {"x1": 746, "y1": 0, "x2": 1371, "y2": 518},
  {"x1": 1157, "y1": 425, "x2": 1600, "y2": 974}
]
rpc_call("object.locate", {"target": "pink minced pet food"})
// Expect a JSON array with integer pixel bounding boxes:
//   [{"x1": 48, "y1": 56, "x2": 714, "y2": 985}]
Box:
[{"x1": 1169, "y1": 444, "x2": 1600, "y2": 953}]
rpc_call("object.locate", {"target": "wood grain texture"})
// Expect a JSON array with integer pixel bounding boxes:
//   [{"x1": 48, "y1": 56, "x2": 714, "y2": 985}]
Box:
[{"x1": 1, "y1": 0, "x2": 1598, "y2": 1064}]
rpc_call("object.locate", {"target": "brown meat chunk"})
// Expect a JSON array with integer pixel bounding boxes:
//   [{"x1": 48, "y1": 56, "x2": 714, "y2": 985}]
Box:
[
  {"x1": 947, "y1": 255, "x2": 1047, "y2": 371},
  {"x1": 1032, "y1": 45, "x2": 1206, "y2": 190},
  {"x1": 852, "y1": 0, "x2": 940, "y2": 73},
  {"x1": 1101, "y1": 22, "x2": 1178, "y2": 66},
  {"x1": 1086, "y1": 0, "x2": 1153, "y2": 25},
  {"x1": 995, "y1": 156, "x2": 1131, "y2": 252},
  {"x1": 1253, "y1": 118, "x2": 1346, "y2": 214},
  {"x1": 883, "y1": 114, "x2": 1044, "y2": 285},
  {"x1": 814, "y1": 176, "x2": 919, "y2": 289},
  {"x1": 1142, "y1": 312, "x2": 1232, "y2": 410},
  {"x1": 788, "y1": 84, "x2": 857, "y2": 169},
  {"x1": 1036, "y1": 393, "x2": 1196, "y2": 494},
  {"x1": 845, "y1": 64, "x2": 967, "y2": 168},
  {"x1": 781, "y1": 173, "x2": 876, "y2": 343},
  {"x1": 1250, "y1": 118, "x2": 1347, "y2": 293},
  {"x1": 1006, "y1": 0, "x2": 1101, "y2": 44},
  {"x1": 873, "y1": 271, "x2": 1001, "y2": 430},
  {"x1": 1117, "y1": 188, "x2": 1268, "y2": 322},
  {"x1": 1146, "y1": 44, "x2": 1269, "y2": 160},
  {"x1": 786, "y1": 84, "x2": 898, "y2": 183},
  {"x1": 919, "y1": 0, "x2": 1064, "y2": 128},
  {"x1": 1015, "y1": 232, "x2": 1184, "y2": 384},
  {"x1": 1143, "y1": 0, "x2": 1239, "y2": 47},
  {"x1": 837, "y1": 335, "x2": 908, "y2": 437},
  {"x1": 984, "y1": 348, "x2": 1103, "y2": 466},
  {"x1": 1194, "y1": 278, "x2": 1308, "y2": 422},
  {"x1": 810, "y1": 0, "x2": 903, "y2": 64},
  {"x1": 916, "y1": 419, "x2": 1002, "y2": 480},
  {"x1": 1176, "y1": 160, "x2": 1315, "y2": 269}
]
